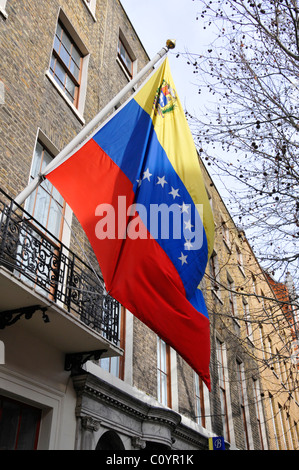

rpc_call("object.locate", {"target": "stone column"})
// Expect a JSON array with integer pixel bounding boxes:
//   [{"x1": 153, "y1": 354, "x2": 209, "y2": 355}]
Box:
[{"x1": 79, "y1": 416, "x2": 101, "y2": 450}]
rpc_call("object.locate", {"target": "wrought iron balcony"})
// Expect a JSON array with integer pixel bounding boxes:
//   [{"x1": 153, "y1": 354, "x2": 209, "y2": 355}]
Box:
[{"x1": 0, "y1": 188, "x2": 120, "y2": 346}]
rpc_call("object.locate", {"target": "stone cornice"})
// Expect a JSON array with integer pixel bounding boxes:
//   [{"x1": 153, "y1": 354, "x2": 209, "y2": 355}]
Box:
[
  {"x1": 72, "y1": 372, "x2": 181, "y2": 428},
  {"x1": 72, "y1": 372, "x2": 210, "y2": 449}
]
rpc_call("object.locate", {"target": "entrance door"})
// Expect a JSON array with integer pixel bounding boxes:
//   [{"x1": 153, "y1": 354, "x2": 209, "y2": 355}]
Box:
[{"x1": 0, "y1": 395, "x2": 41, "y2": 450}]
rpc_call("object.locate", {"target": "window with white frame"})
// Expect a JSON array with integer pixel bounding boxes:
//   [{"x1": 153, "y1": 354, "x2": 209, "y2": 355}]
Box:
[
  {"x1": 278, "y1": 403, "x2": 289, "y2": 450},
  {"x1": 216, "y1": 339, "x2": 230, "y2": 442},
  {"x1": 252, "y1": 274, "x2": 260, "y2": 301},
  {"x1": 243, "y1": 299, "x2": 253, "y2": 342},
  {"x1": 118, "y1": 37, "x2": 133, "y2": 77},
  {"x1": 26, "y1": 140, "x2": 65, "y2": 239},
  {"x1": 221, "y1": 219, "x2": 231, "y2": 250},
  {"x1": 236, "y1": 360, "x2": 250, "y2": 449},
  {"x1": 252, "y1": 378, "x2": 267, "y2": 450},
  {"x1": 287, "y1": 413, "x2": 295, "y2": 450},
  {"x1": 236, "y1": 244, "x2": 245, "y2": 276},
  {"x1": 82, "y1": 0, "x2": 97, "y2": 19},
  {"x1": 209, "y1": 250, "x2": 222, "y2": 302},
  {"x1": 157, "y1": 337, "x2": 171, "y2": 407},
  {"x1": 50, "y1": 21, "x2": 82, "y2": 106},
  {"x1": 117, "y1": 31, "x2": 137, "y2": 80},
  {"x1": 294, "y1": 420, "x2": 299, "y2": 449},
  {"x1": 0, "y1": 0, "x2": 8, "y2": 18},
  {"x1": 47, "y1": 11, "x2": 89, "y2": 121},
  {"x1": 227, "y1": 273, "x2": 240, "y2": 334},
  {"x1": 206, "y1": 187, "x2": 213, "y2": 212},
  {"x1": 258, "y1": 324, "x2": 266, "y2": 362},
  {"x1": 194, "y1": 373, "x2": 205, "y2": 427},
  {"x1": 99, "y1": 307, "x2": 126, "y2": 380},
  {"x1": 269, "y1": 394, "x2": 280, "y2": 449}
]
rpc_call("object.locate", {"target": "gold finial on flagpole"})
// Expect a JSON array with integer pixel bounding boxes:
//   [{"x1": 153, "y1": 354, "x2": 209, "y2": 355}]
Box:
[{"x1": 166, "y1": 39, "x2": 176, "y2": 49}]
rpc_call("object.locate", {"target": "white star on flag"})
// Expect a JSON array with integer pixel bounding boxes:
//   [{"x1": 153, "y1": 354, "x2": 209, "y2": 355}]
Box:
[
  {"x1": 143, "y1": 168, "x2": 152, "y2": 181},
  {"x1": 179, "y1": 202, "x2": 189, "y2": 213},
  {"x1": 156, "y1": 175, "x2": 168, "y2": 188},
  {"x1": 184, "y1": 219, "x2": 194, "y2": 231},
  {"x1": 184, "y1": 239, "x2": 193, "y2": 250},
  {"x1": 169, "y1": 187, "x2": 180, "y2": 199},
  {"x1": 178, "y1": 252, "x2": 188, "y2": 265}
]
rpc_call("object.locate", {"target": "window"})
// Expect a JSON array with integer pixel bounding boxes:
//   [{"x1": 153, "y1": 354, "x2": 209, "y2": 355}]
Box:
[
  {"x1": 227, "y1": 273, "x2": 240, "y2": 334},
  {"x1": 195, "y1": 373, "x2": 205, "y2": 427},
  {"x1": 26, "y1": 141, "x2": 64, "y2": 239},
  {"x1": 206, "y1": 187, "x2": 213, "y2": 212},
  {"x1": 221, "y1": 219, "x2": 231, "y2": 250},
  {"x1": 0, "y1": 396, "x2": 41, "y2": 450},
  {"x1": 227, "y1": 275, "x2": 236, "y2": 316},
  {"x1": 216, "y1": 339, "x2": 230, "y2": 442},
  {"x1": 99, "y1": 356, "x2": 120, "y2": 377},
  {"x1": 252, "y1": 274, "x2": 260, "y2": 301},
  {"x1": 236, "y1": 361, "x2": 250, "y2": 449},
  {"x1": 287, "y1": 413, "x2": 295, "y2": 450},
  {"x1": 19, "y1": 138, "x2": 66, "y2": 296},
  {"x1": 82, "y1": 0, "x2": 97, "y2": 19},
  {"x1": 278, "y1": 403, "x2": 289, "y2": 449},
  {"x1": 209, "y1": 250, "x2": 218, "y2": 290},
  {"x1": 252, "y1": 378, "x2": 267, "y2": 450},
  {"x1": 267, "y1": 337, "x2": 277, "y2": 375},
  {"x1": 269, "y1": 395, "x2": 280, "y2": 449},
  {"x1": 294, "y1": 421, "x2": 299, "y2": 450},
  {"x1": 236, "y1": 245, "x2": 245, "y2": 276},
  {"x1": 117, "y1": 33, "x2": 136, "y2": 79},
  {"x1": 0, "y1": 0, "x2": 8, "y2": 18},
  {"x1": 99, "y1": 306, "x2": 126, "y2": 379},
  {"x1": 243, "y1": 299, "x2": 253, "y2": 342},
  {"x1": 209, "y1": 250, "x2": 221, "y2": 302},
  {"x1": 258, "y1": 324, "x2": 266, "y2": 361},
  {"x1": 50, "y1": 21, "x2": 82, "y2": 106},
  {"x1": 157, "y1": 337, "x2": 171, "y2": 407},
  {"x1": 46, "y1": 12, "x2": 89, "y2": 121}
]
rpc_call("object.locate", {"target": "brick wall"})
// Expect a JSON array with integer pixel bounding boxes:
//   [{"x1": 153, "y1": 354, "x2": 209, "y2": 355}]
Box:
[{"x1": 0, "y1": 0, "x2": 149, "y2": 199}]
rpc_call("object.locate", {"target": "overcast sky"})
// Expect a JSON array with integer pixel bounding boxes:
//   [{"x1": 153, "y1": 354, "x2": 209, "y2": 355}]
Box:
[
  {"x1": 120, "y1": 0, "x2": 208, "y2": 112},
  {"x1": 119, "y1": 1, "x2": 230, "y2": 198}
]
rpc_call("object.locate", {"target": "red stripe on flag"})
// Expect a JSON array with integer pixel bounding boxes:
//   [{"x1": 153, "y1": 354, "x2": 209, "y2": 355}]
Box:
[
  {"x1": 110, "y1": 222, "x2": 211, "y2": 389},
  {"x1": 46, "y1": 139, "x2": 211, "y2": 388}
]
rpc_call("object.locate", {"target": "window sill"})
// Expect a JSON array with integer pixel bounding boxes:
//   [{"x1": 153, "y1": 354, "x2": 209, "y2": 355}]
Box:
[
  {"x1": 245, "y1": 336, "x2": 254, "y2": 348},
  {"x1": 82, "y1": 0, "x2": 97, "y2": 22},
  {"x1": 45, "y1": 71, "x2": 85, "y2": 125},
  {"x1": 212, "y1": 289, "x2": 223, "y2": 305},
  {"x1": 238, "y1": 264, "x2": 246, "y2": 278},
  {"x1": 0, "y1": 7, "x2": 8, "y2": 19},
  {"x1": 223, "y1": 238, "x2": 232, "y2": 254},
  {"x1": 116, "y1": 57, "x2": 132, "y2": 82}
]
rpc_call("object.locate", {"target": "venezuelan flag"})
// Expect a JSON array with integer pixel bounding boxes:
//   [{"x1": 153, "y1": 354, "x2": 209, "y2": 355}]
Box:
[{"x1": 45, "y1": 58, "x2": 214, "y2": 389}]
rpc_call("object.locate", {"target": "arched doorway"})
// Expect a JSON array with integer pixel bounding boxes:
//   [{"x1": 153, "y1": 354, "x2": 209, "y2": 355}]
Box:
[{"x1": 96, "y1": 430, "x2": 125, "y2": 450}]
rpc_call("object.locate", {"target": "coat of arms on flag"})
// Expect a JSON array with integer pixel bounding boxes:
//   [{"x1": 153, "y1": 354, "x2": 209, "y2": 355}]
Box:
[{"x1": 153, "y1": 79, "x2": 177, "y2": 117}]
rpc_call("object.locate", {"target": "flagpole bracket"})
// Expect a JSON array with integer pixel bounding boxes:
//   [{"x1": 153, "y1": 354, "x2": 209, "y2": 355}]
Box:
[
  {"x1": 38, "y1": 172, "x2": 46, "y2": 183},
  {"x1": 64, "y1": 349, "x2": 107, "y2": 375},
  {"x1": 0, "y1": 305, "x2": 49, "y2": 329}
]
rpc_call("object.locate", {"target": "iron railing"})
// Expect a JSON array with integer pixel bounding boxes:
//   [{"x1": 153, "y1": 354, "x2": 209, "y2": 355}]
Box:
[{"x1": 0, "y1": 188, "x2": 120, "y2": 345}]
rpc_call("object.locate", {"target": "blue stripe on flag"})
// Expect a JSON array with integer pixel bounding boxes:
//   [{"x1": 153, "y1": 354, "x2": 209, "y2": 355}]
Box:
[{"x1": 92, "y1": 99, "x2": 208, "y2": 298}]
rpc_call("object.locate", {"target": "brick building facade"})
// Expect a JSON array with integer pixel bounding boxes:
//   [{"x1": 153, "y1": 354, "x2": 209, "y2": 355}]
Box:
[{"x1": 0, "y1": 0, "x2": 298, "y2": 450}]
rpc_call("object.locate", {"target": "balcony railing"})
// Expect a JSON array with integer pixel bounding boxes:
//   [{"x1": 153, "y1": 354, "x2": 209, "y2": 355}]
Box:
[{"x1": 0, "y1": 188, "x2": 120, "y2": 346}]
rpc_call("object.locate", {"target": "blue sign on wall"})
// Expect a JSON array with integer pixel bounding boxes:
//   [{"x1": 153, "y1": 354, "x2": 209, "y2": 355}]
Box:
[{"x1": 209, "y1": 436, "x2": 225, "y2": 450}]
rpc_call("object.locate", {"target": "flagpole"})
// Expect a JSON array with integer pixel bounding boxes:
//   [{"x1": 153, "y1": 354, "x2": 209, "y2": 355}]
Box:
[{"x1": 13, "y1": 40, "x2": 176, "y2": 208}]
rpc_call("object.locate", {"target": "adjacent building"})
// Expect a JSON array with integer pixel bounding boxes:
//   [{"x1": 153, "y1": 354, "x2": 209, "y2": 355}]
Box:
[{"x1": 0, "y1": 0, "x2": 298, "y2": 450}]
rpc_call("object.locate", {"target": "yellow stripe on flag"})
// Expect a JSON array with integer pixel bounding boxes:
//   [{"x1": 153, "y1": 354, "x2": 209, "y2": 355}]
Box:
[{"x1": 135, "y1": 58, "x2": 214, "y2": 258}]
